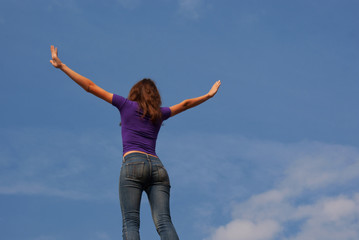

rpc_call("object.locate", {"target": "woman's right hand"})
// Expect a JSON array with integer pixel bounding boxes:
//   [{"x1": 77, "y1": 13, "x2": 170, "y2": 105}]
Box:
[
  {"x1": 50, "y1": 45, "x2": 64, "y2": 69},
  {"x1": 208, "y1": 80, "x2": 221, "y2": 98}
]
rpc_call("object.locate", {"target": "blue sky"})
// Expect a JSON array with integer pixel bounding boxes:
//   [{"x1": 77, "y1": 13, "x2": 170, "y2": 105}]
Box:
[{"x1": 1, "y1": 0, "x2": 359, "y2": 239}]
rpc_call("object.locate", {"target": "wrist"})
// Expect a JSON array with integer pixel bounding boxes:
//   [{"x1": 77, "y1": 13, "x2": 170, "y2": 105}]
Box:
[{"x1": 59, "y1": 63, "x2": 66, "y2": 70}]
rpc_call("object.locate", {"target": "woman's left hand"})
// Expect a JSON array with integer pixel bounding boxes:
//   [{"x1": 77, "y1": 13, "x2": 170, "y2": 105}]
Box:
[
  {"x1": 50, "y1": 45, "x2": 64, "y2": 69},
  {"x1": 208, "y1": 80, "x2": 221, "y2": 98}
]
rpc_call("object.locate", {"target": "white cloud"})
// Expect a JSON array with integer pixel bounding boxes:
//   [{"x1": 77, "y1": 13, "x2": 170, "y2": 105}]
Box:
[
  {"x1": 2, "y1": 129, "x2": 359, "y2": 239},
  {"x1": 289, "y1": 194, "x2": 359, "y2": 240},
  {"x1": 321, "y1": 196, "x2": 358, "y2": 221},
  {"x1": 157, "y1": 132, "x2": 359, "y2": 239},
  {"x1": 185, "y1": 134, "x2": 359, "y2": 240},
  {"x1": 280, "y1": 143, "x2": 359, "y2": 193},
  {"x1": 207, "y1": 219, "x2": 281, "y2": 240},
  {"x1": 294, "y1": 195, "x2": 359, "y2": 222},
  {"x1": 227, "y1": 192, "x2": 359, "y2": 240}
]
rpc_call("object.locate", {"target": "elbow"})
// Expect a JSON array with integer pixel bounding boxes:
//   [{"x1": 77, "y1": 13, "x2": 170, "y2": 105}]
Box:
[
  {"x1": 182, "y1": 100, "x2": 191, "y2": 109},
  {"x1": 86, "y1": 82, "x2": 95, "y2": 93}
]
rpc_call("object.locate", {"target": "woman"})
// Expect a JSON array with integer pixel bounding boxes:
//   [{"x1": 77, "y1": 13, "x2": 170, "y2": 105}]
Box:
[{"x1": 50, "y1": 45, "x2": 221, "y2": 240}]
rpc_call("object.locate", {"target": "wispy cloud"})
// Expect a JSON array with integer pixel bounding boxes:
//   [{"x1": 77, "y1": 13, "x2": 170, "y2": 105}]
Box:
[
  {"x1": 115, "y1": 0, "x2": 207, "y2": 18},
  {"x1": 214, "y1": 193, "x2": 359, "y2": 240},
  {"x1": 177, "y1": 0, "x2": 205, "y2": 19},
  {"x1": 208, "y1": 219, "x2": 281, "y2": 240},
  {"x1": 2, "y1": 128, "x2": 359, "y2": 239},
  {"x1": 0, "y1": 183, "x2": 93, "y2": 200},
  {"x1": 95, "y1": 232, "x2": 112, "y2": 240},
  {"x1": 47, "y1": 0, "x2": 82, "y2": 13},
  {"x1": 157, "y1": 133, "x2": 359, "y2": 239},
  {"x1": 0, "y1": 127, "x2": 122, "y2": 201},
  {"x1": 46, "y1": 0, "x2": 206, "y2": 19}
]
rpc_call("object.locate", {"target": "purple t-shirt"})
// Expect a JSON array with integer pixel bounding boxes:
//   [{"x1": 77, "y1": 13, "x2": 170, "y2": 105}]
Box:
[{"x1": 112, "y1": 94, "x2": 171, "y2": 156}]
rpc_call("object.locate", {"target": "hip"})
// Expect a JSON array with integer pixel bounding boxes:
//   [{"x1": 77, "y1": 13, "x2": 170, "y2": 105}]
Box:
[{"x1": 120, "y1": 152, "x2": 170, "y2": 186}]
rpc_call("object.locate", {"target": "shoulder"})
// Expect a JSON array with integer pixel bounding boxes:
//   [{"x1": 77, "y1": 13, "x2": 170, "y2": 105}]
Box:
[
  {"x1": 161, "y1": 107, "x2": 171, "y2": 121},
  {"x1": 112, "y1": 94, "x2": 128, "y2": 110}
]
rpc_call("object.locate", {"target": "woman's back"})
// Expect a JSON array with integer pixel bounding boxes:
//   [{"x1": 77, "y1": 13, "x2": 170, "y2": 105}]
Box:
[{"x1": 112, "y1": 94, "x2": 171, "y2": 157}]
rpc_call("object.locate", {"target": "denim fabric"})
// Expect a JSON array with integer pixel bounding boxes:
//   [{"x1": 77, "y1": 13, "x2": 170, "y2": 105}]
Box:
[{"x1": 119, "y1": 152, "x2": 179, "y2": 240}]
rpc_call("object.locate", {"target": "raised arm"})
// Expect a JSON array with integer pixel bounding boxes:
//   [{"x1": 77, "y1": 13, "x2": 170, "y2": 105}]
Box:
[
  {"x1": 170, "y1": 80, "x2": 221, "y2": 117},
  {"x1": 50, "y1": 45, "x2": 113, "y2": 104}
]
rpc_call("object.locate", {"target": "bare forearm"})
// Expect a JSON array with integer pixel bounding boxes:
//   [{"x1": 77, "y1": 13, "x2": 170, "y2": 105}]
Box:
[
  {"x1": 60, "y1": 64, "x2": 94, "y2": 92},
  {"x1": 169, "y1": 80, "x2": 220, "y2": 117},
  {"x1": 182, "y1": 94, "x2": 211, "y2": 110}
]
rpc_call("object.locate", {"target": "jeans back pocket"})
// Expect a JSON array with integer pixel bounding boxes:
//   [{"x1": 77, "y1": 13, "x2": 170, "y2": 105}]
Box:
[{"x1": 125, "y1": 162, "x2": 145, "y2": 180}]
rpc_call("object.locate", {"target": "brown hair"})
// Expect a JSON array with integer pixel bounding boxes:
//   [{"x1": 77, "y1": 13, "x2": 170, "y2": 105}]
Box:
[{"x1": 128, "y1": 78, "x2": 162, "y2": 123}]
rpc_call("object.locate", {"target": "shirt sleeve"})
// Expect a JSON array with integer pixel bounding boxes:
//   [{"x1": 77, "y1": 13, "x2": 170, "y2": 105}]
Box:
[
  {"x1": 161, "y1": 107, "x2": 171, "y2": 121},
  {"x1": 112, "y1": 94, "x2": 127, "y2": 111}
]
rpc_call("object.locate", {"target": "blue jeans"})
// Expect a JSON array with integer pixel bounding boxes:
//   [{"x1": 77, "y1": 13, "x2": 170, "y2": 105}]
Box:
[{"x1": 119, "y1": 152, "x2": 179, "y2": 240}]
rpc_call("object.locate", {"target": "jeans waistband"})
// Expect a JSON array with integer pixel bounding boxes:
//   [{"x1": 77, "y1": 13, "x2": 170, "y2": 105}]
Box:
[{"x1": 123, "y1": 152, "x2": 159, "y2": 163}]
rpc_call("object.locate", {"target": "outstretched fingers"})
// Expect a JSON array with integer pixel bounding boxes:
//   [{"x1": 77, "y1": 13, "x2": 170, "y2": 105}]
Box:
[
  {"x1": 51, "y1": 45, "x2": 58, "y2": 59},
  {"x1": 214, "y1": 80, "x2": 221, "y2": 90},
  {"x1": 50, "y1": 45, "x2": 63, "y2": 68},
  {"x1": 50, "y1": 45, "x2": 54, "y2": 55},
  {"x1": 208, "y1": 80, "x2": 221, "y2": 97}
]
